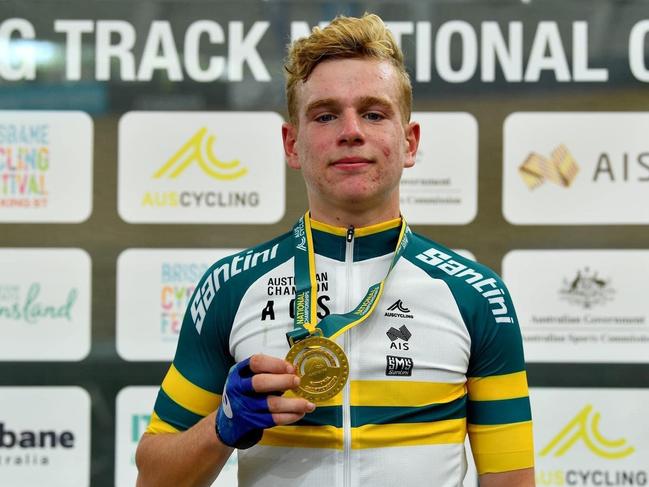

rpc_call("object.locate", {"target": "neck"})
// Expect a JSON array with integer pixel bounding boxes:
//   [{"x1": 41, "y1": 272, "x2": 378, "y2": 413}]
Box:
[{"x1": 308, "y1": 202, "x2": 401, "y2": 229}]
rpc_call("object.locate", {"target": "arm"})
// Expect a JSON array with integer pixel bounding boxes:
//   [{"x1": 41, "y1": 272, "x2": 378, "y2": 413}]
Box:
[
  {"x1": 479, "y1": 467, "x2": 535, "y2": 487},
  {"x1": 136, "y1": 354, "x2": 315, "y2": 487},
  {"x1": 136, "y1": 412, "x2": 231, "y2": 487}
]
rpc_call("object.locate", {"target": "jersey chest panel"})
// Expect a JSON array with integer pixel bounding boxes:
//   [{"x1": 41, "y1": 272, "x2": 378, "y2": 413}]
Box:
[{"x1": 229, "y1": 257, "x2": 471, "y2": 385}]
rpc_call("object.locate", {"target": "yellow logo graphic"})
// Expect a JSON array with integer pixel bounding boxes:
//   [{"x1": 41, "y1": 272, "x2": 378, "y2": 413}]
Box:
[
  {"x1": 153, "y1": 127, "x2": 247, "y2": 180},
  {"x1": 519, "y1": 144, "x2": 579, "y2": 189},
  {"x1": 540, "y1": 405, "x2": 634, "y2": 459}
]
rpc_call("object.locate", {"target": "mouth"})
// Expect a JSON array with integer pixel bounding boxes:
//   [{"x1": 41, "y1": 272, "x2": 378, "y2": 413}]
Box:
[{"x1": 331, "y1": 157, "x2": 372, "y2": 170}]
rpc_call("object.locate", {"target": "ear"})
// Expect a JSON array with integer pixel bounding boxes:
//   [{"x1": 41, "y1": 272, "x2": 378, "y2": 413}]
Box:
[
  {"x1": 403, "y1": 121, "x2": 420, "y2": 169},
  {"x1": 282, "y1": 122, "x2": 301, "y2": 170}
]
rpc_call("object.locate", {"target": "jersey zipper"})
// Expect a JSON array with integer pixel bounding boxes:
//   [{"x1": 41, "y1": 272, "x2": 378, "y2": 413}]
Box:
[{"x1": 343, "y1": 225, "x2": 354, "y2": 487}]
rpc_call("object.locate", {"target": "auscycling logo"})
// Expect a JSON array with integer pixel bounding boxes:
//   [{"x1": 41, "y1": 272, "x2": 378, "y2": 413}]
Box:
[
  {"x1": 153, "y1": 127, "x2": 247, "y2": 181},
  {"x1": 0, "y1": 422, "x2": 75, "y2": 467},
  {"x1": 385, "y1": 299, "x2": 414, "y2": 319},
  {"x1": 140, "y1": 127, "x2": 259, "y2": 209},
  {"x1": 0, "y1": 122, "x2": 50, "y2": 209},
  {"x1": 388, "y1": 300, "x2": 410, "y2": 313},
  {"x1": 541, "y1": 405, "x2": 634, "y2": 459},
  {"x1": 0, "y1": 283, "x2": 77, "y2": 324},
  {"x1": 536, "y1": 404, "x2": 646, "y2": 487},
  {"x1": 519, "y1": 144, "x2": 579, "y2": 190},
  {"x1": 559, "y1": 267, "x2": 615, "y2": 309}
]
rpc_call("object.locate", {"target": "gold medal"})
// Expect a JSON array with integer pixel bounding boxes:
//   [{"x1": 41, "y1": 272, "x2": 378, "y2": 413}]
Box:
[{"x1": 285, "y1": 335, "x2": 349, "y2": 403}]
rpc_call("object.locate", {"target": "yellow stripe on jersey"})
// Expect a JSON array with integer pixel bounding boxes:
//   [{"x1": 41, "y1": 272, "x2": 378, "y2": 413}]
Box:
[
  {"x1": 351, "y1": 418, "x2": 466, "y2": 449},
  {"x1": 351, "y1": 380, "x2": 466, "y2": 407},
  {"x1": 161, "y1": 364, "x2": 221, "y2": 416},
  {"x1": 310, "y1": 217, "x2": 401, "y2": 236},
  {"x1": 283, "y1": 389, "x2": 343, "y2": 407},
  {"x1": 146, "y1": 412, "x2": 180, "y2": 435},
  {"x1": 260, "y1": 425, "x2": 343, "y2": 450},
  {"x1": 467, "y1": 371, "x2": 529, "y2": 401},
  {"x1": 468, "y1": 421, "x2": 535, "y2": 473},
  {"x1": 354, "y1": 218, "x2": 402, "y2": 236}
]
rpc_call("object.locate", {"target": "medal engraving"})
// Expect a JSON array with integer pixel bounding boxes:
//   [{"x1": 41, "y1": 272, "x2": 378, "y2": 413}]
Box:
[{"x1": 285, "y1": 336, "x2": 349, "y2": 403}]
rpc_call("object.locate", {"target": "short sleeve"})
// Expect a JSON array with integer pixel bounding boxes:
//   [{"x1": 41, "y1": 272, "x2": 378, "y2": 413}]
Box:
[
  {"x1": 147, "y1": 258, "x2": 236, "y2": 433},
  {"x1": 464, "y1": 274, "x2": 534, "y2": 474}
]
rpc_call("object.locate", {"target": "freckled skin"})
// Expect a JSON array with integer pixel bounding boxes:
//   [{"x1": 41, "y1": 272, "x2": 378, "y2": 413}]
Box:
[{"x1": 282, "y1": 58, "x2": 420, "y2": 227}]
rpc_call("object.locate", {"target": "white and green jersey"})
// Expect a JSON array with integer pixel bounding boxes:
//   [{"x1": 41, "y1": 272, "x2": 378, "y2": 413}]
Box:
[{"x1": 147, "y1": 217, "x2": 534, "y2": 487}]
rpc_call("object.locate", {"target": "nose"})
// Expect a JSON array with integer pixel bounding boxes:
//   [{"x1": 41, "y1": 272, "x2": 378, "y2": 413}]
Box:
[{"x1": 337, "y1": 111, "x2": 364, "y2": 146}]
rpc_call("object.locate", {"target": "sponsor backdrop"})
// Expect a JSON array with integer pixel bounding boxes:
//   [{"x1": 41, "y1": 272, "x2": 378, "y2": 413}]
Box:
[
  {"x1": 1, "y1": 1, "x2": 648, "y2": 486},
  {"x1": 531, "y1": 388, "x2": 649, "y2": 486},
  {"x1": 116, "y1": 248, "x2": 241, "y2": 361},
  {"x1": 114, "y1": 387, "x2": 238, "y2": 487},
  {"x1": 0, "y1": 387, "x2": 91, "y2": 487}
]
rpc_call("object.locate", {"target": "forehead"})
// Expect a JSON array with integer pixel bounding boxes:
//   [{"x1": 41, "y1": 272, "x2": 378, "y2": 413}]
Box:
[{"x1": 295, "y1": 58, "x2": 401, "y2": 113}]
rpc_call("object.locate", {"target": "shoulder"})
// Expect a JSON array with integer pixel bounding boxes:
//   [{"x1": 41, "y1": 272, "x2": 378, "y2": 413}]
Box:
[
  {"x1": 405, "y1": 231, "x2": 498, "y2": 284},
  {"x1": 404, "y1": 231, "x2": 515, "y2": 324},
  {"x1": 203, "y1": 230, "x2": 293, "y2": 290},
  {"x1": 189, "y1": 231, "x2": 294, "y2": 333}
]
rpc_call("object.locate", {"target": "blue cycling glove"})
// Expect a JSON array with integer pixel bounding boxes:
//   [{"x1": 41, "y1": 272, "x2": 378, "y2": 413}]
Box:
[{"x1": 215, "y1": 357, "x2": 276, "y2": 449}]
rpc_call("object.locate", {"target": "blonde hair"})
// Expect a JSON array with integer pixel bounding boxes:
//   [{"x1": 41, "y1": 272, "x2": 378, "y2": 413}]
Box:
[{"x1": 284, "y1": 13, "x2": 412, "y2": 125}]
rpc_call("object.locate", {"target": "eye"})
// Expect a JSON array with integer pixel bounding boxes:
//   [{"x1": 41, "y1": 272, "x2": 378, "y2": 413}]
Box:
[
  {"x1": 315, "y1": 113, "x2": 336, "y2": 123},
  {"x1": 363, "y1": 112, "x2": 384, "y2": 121}
]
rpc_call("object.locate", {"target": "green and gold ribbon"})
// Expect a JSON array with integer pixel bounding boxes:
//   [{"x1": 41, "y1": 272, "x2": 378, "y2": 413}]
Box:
[{"x1": 287, "y1": 211, "x2": 411, "y2": 345}]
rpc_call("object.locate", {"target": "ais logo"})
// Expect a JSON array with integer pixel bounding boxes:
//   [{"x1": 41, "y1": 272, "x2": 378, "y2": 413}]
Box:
[
  {"x1": 519, "y1": 144, "x2": 579, "y2": 190},
  {"x1": 541, "y1": 404, "x2": 634, "y2": 459},
  {"x1": 153, "y1": 127, "x2": 247, "y2": 181},
  {"x1": 386, "y1": 325, "x2": 411, "y2": 351}
]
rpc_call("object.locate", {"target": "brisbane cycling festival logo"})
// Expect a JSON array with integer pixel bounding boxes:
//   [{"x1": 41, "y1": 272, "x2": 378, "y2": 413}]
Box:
[
  {"x1": 158, "y1": 261, "x2": 208, "y2": 342},
  {"x1": 519, "y1": 144, "x2": 579, "y2": 190},
  {"x1": 0, "y1": 122, "x2": 50, "y2": 209},
  {"x1": 540, "y1": 404, "x2": 634, "y2": 459}
]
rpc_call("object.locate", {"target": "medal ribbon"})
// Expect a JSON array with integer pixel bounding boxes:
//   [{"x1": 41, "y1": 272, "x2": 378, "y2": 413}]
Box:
[{"x1": 288, "y1": 211, "x2": 410, "y2": 344}]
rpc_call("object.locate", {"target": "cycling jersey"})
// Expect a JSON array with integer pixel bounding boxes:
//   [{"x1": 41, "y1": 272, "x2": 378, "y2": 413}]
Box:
[{"x1": 147, "y1": 217, "x2": 534, "y2": 487}]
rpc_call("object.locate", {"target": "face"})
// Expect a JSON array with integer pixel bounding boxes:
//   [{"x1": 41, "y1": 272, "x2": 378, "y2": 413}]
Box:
[{"x1": 283, "y1": 58, "x2": 419, "y2": 223}]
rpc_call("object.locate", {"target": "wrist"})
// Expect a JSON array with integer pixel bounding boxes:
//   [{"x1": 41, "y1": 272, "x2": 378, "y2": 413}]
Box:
[{"x1": 215, "y1": 404, "x2": 263, "y2": 449}]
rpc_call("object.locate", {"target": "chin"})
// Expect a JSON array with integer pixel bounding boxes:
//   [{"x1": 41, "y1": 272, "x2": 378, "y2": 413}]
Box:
[{"x1": 335, "y1": 193, "x2": 380, "y2": 209}]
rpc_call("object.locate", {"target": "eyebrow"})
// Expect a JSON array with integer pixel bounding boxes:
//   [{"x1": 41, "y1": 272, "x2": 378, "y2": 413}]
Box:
[
  {"x1": 357, "y1": 96, "x2": 394, "y2": 114},
  {"x1": 304, "y1": 98, "x2": 340, "y2": 114},
  {"x1": 304, "y1": 96, "x2": 395, "y2": 116}
]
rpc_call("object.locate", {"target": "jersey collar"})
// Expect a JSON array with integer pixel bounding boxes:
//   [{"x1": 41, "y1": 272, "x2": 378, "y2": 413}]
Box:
[{"x1": 309, "y1": 217, "x2": 402, "y2": 262}]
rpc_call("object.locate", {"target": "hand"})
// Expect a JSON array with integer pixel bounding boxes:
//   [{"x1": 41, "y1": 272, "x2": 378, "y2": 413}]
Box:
[{"x1": 215, "y1": 354, "x2": 315, "y2": 449}]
